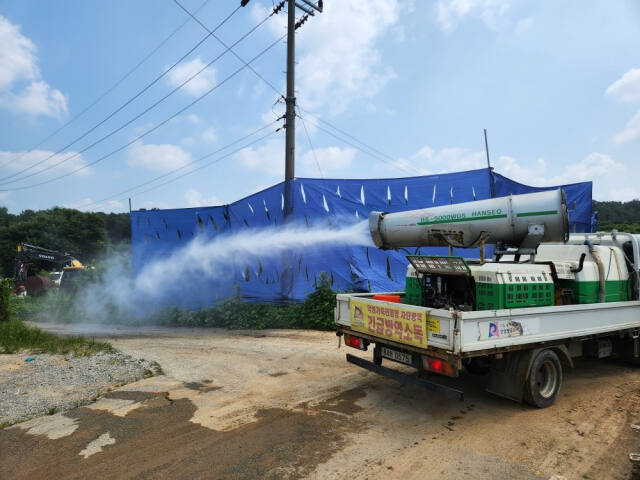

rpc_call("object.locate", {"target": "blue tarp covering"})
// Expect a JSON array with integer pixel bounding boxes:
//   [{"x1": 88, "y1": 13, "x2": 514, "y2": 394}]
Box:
[{"x1": 131, "y1": 168, "x2": 592, "y2": 307}]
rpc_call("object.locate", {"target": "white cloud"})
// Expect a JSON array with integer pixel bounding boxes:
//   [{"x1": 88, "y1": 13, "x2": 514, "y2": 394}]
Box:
[
  {"x1": 65, "y1": 198, "x2": 125, "y2": 213},
  {"x1": 184, "y1": 188, "x2": 222, "y2": 207},
  {"x1": 0, "y1": 15, "x2": 68, "y2": 118},
  {"x1": 126, "y1": 142, "x2": 191, "y2": 171},
  {"x1": 0, "y1": 16, "x2": 37, "y2": 90},
  {"x1": 165, "y1": 57, "x2": 215, "y2": 96},
  {"x1": 606, "y1": 68, "x2": 640, "y2": 103},
  {"x1": 436, "y1": 0, "x2": 512, "y2": 31},
  {"x1": 606, "y1": 69, "x2": 640, "y2": 144},
  {"x1": 613, "y1": 110, "x2": 640, "y2": 144},
  {"x1": 0, "y1": 149, "x2": 89, "y2": 177},
  {"x1": 396, "y1": 145, "x2": 634, "y2": 200},
  {"x1": 234, "y1": 138, "x2": 282, "y2": 176},
  {"x1": 11, "y1": 80, "x2": 67, "y2": 118},
  {"x1": 300, "y1": 146, "x2": 356, "y2": 174},
  {"x1": 253, "y1": 0, "x2": 401, "y2": 114},
  {"x1": 186, "y1": 113, "x2": 201, "y2": 124},
  {"x1": 201, "y1": 127, "x2": 218, "y2": 145},
  {"x1": 514, "y1": 16, "x2": 533, "y2": 34}
]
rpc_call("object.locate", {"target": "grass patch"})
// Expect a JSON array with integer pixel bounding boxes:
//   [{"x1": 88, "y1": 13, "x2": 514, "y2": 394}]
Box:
[{"x1": 0, "y1": 318, "x2": 113, "y2": 356}]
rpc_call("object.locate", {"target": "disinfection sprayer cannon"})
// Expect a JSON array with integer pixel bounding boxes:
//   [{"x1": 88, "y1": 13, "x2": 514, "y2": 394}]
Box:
[{"x1": 369, "y1": 189, "x2": 569, "y2": 259}]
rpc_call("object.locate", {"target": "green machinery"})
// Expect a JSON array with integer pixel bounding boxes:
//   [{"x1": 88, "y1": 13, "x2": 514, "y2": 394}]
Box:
[{"x1": 369, "y1": 190, "x2": 630, "y2": 312}]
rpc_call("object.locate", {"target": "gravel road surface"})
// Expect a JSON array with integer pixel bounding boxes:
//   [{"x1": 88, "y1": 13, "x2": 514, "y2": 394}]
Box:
[
  {"x1": 1, "y1": 323, "x2": 638, "y2": 480},
  {"x1": 0, "y1": 351, "x2": 161, "y2": 426}
]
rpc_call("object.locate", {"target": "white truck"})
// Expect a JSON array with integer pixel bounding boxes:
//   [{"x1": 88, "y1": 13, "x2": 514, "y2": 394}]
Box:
[{"x1": 335, "y1": 190, "x2": 640, "y2": 407}]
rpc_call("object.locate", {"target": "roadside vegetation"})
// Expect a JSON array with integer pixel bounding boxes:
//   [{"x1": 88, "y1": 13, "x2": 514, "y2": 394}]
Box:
[
  {"x1": 593, "y1": 199, "x2": 640, "y2": 232},
  {"x1": 15, "y1": 275, "x2": 338, "y2": 331},
  {"x1": 141, "y1": 277, "x2": 337, "y2": 330},
  {"x1": 0, "y1": 279, "x2": 113, "y2": 355}
]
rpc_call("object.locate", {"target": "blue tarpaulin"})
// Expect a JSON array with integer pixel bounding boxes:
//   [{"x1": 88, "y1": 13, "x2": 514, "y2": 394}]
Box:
[{"x1": 131, "y1": 168, "x2": 592, "y2": 308}]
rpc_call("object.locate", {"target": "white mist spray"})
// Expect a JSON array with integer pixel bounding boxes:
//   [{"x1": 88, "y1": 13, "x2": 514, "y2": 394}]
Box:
[{"x1": 56, "y1": 220, "x2": 374, "y2": 323}]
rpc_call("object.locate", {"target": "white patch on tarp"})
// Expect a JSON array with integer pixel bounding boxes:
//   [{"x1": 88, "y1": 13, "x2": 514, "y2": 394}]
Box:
[
  {"x1": 404, "y1": 185, "x2": 408, "y2": 203},
  {"x1": 336, "y1": 185, "x2": 341, "y2": 197},
  {"x1": 79, "y1": 432, "x2": 116, "y2": 459},
  {"x1": 322, "y1": 194, "x2": 329, "y2": 213},
  {"x1": 281, "y1": 193, "x2": 284, "y2": 211},
  {"x1": 355, "y1": 210, "x2": 359, "y2": 219},
  {"x1": 386, "y1": 185, "x2": 391, "y2": 204},
  {"x1": 360, "y1": 185, "x2": 365, "y2": 205},
  {"x1": 300, "y1": 184, "x2": 307, "y2": 203},
  {"x1": 247, "y1": 203, "x2": 254, "y2": 214},
  {"x1": 263, "y1": 199, "x2": 269, "y2": 213},
  {"x1": 478, "y1": 318, "x2": 541, "y2": 341},
  {"x1": 432, "y1": 184, "x2": 437, "y2": 204}
]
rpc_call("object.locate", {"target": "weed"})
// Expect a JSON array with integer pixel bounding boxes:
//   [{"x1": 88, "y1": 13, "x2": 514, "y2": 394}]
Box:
[
  {"x1": 47, "y1": 407, "x2": 57, "y2": 415},
  {"x1": 0, "y1": 319, "x2": 113, "y2": 356}
]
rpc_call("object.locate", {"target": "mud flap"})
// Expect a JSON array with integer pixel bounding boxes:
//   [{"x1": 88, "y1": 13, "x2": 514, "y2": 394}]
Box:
[
  {"x1": 486, "y1": 350, "x2": 534, "y2": 403},
  {"x1": 486, "y1": 346, "x2": 573, "y2": 402}
]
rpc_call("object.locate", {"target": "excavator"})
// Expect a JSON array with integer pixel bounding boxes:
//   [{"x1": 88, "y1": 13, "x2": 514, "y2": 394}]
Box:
[{"x1": 13, "y1": 243, "x2": 86, "y2": 296}]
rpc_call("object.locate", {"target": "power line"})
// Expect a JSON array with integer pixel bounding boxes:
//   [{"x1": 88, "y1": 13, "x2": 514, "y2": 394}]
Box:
[
  {"x1": 84, "y1": 120, "x2": 279, "y2": 209},
  {"x1": 0, "y1": 3, "x2": 244, "y2": 185},
  {"x1": 0, "y1": 33, "x2": 287, "y2": 192},
  {"x1": 0, "y1": 7, "x2": 279, "y2": 187},
  {"x1": 128, "y1": 130, "x2": 278, "y2": 203},
  {"x1": 298, "y1": 111, "x2": 323, "y2": 178},
  {"x1": 173, "y1": 0, "x2": 284, "y2": 99},
  {"x1": 297, "y1": 106, "x2": 406, "y2": 168},
  {"x1": 299, "y1": 114, "x2": 422, "y2": 176},
  {"x1": 1, "y1": 0, "x2": 212, "y2": 171}
]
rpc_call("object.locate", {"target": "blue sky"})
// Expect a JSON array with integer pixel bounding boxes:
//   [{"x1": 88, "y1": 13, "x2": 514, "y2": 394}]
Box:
[{"x1": 0, "y1": 0, "x2": 639, "y2": 213}]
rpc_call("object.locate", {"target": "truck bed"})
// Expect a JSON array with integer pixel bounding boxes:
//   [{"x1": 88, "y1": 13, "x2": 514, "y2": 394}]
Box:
[{"x1": 335, "y1": 293, "x2": 640, "y2": 358}]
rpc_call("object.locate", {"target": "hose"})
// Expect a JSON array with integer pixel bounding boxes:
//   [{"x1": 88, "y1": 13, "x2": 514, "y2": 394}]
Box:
[{"x1": 585, "y1": 240, "x2": 606, "y2": 303}]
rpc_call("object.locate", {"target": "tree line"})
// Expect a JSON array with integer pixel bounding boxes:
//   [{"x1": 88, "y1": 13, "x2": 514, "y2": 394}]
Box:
[
  {"x1": 0, "y1": 198, "x2": 637, "y2": 279},
  {"x1": 593, "y1": 199, "x2": 640, "y2": 233},
  {"x1": 0, "y1": 207, "x2": 130, "y2": 277}
]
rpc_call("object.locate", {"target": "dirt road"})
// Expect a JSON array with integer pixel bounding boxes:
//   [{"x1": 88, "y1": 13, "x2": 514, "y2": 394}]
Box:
[{"x1": 1, "y1": 324, "x2": 639, "y2": 479}]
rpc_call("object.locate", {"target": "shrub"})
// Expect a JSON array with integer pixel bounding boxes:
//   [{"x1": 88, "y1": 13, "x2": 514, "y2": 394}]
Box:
[{"x1": 0, "y1": 279, "x2": 11, "y2": 323}]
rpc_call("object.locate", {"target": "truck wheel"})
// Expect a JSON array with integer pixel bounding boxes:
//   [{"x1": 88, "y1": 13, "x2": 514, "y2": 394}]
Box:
[{"x1": 524, "y1": 349, "x2": 562, "y2": 408}]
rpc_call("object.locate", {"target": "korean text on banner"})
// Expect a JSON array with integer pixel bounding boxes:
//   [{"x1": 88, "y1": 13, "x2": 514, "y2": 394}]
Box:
[{"x1": 350, "y1": 299, "x2": 427, "y2": 348}]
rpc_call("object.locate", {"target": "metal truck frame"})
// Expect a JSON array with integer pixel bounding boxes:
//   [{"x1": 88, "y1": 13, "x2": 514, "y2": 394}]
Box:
[{"x1": 335, "y1": 231, "x2": 640, "y2": 408}]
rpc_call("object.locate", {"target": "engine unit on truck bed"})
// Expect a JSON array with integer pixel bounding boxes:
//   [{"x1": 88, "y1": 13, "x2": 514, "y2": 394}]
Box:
[{"x1": 405, "y1": 255, "x2": 554, "y2": 311}]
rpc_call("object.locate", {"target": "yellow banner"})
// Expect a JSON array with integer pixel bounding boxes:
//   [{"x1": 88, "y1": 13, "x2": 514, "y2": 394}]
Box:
[{"x1": 350, "y1": 299, "x2": 428, "y2": 348}]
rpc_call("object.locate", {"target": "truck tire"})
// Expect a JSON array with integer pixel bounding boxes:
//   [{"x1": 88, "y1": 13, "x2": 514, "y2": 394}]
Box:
[{"x1": 524, "y1": 349, "x2": 562, "y2": 408}]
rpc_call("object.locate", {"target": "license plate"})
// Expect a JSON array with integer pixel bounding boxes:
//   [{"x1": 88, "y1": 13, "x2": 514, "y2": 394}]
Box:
[{"x1": 380, "y1": 346, "x2": 413, "y2": 365}]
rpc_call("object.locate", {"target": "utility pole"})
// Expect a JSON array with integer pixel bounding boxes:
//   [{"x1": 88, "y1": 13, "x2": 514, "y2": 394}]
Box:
[
  {"x1": 282, "y1": 0, "x2": 322, "y2": 218},
  {"x1": 484, "y1": 128, "x2": 495, "y2": 198},
  {"x1": 285, "y1": 0, "x2": 296, "y2": 182},
  {"x1": 281, "y1": 0, "x2": 322, "y2": 301}
]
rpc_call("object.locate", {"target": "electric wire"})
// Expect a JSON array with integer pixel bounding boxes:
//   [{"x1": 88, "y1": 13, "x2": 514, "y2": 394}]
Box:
[
  {"x1": 1, "y1": 0, "x2": 211, "y2": 171},
  {"x1": 298, "y1": 114, "x2": 422, "y2": 176},
  {"x1": 83, "y1": 120, "x2": 279, "y2": 209},
  {"x1": 0, "y1": 8, "x2": 278, "y2": 187},
  {"x1": 128, "y1": 129, "x2": 278, "y2": 202},
  {"x1": 298, "y1": 111, "x2": 323, "y2": 178},
  {"x1": 171, "y1": 2, "x2": 411, "y2": 179},
  {"x1": 173, "y1": 0, "x2": 284, "y2": 99},
  {"x1": 297, "y1": 106, "x2": 410, "y2": 171},
  {"x1": 0, "y1": 33, "x2": 287, "y2": 192},
  {"x1": 0, "y1": 3, "x2": 243, "y2": 185}
]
